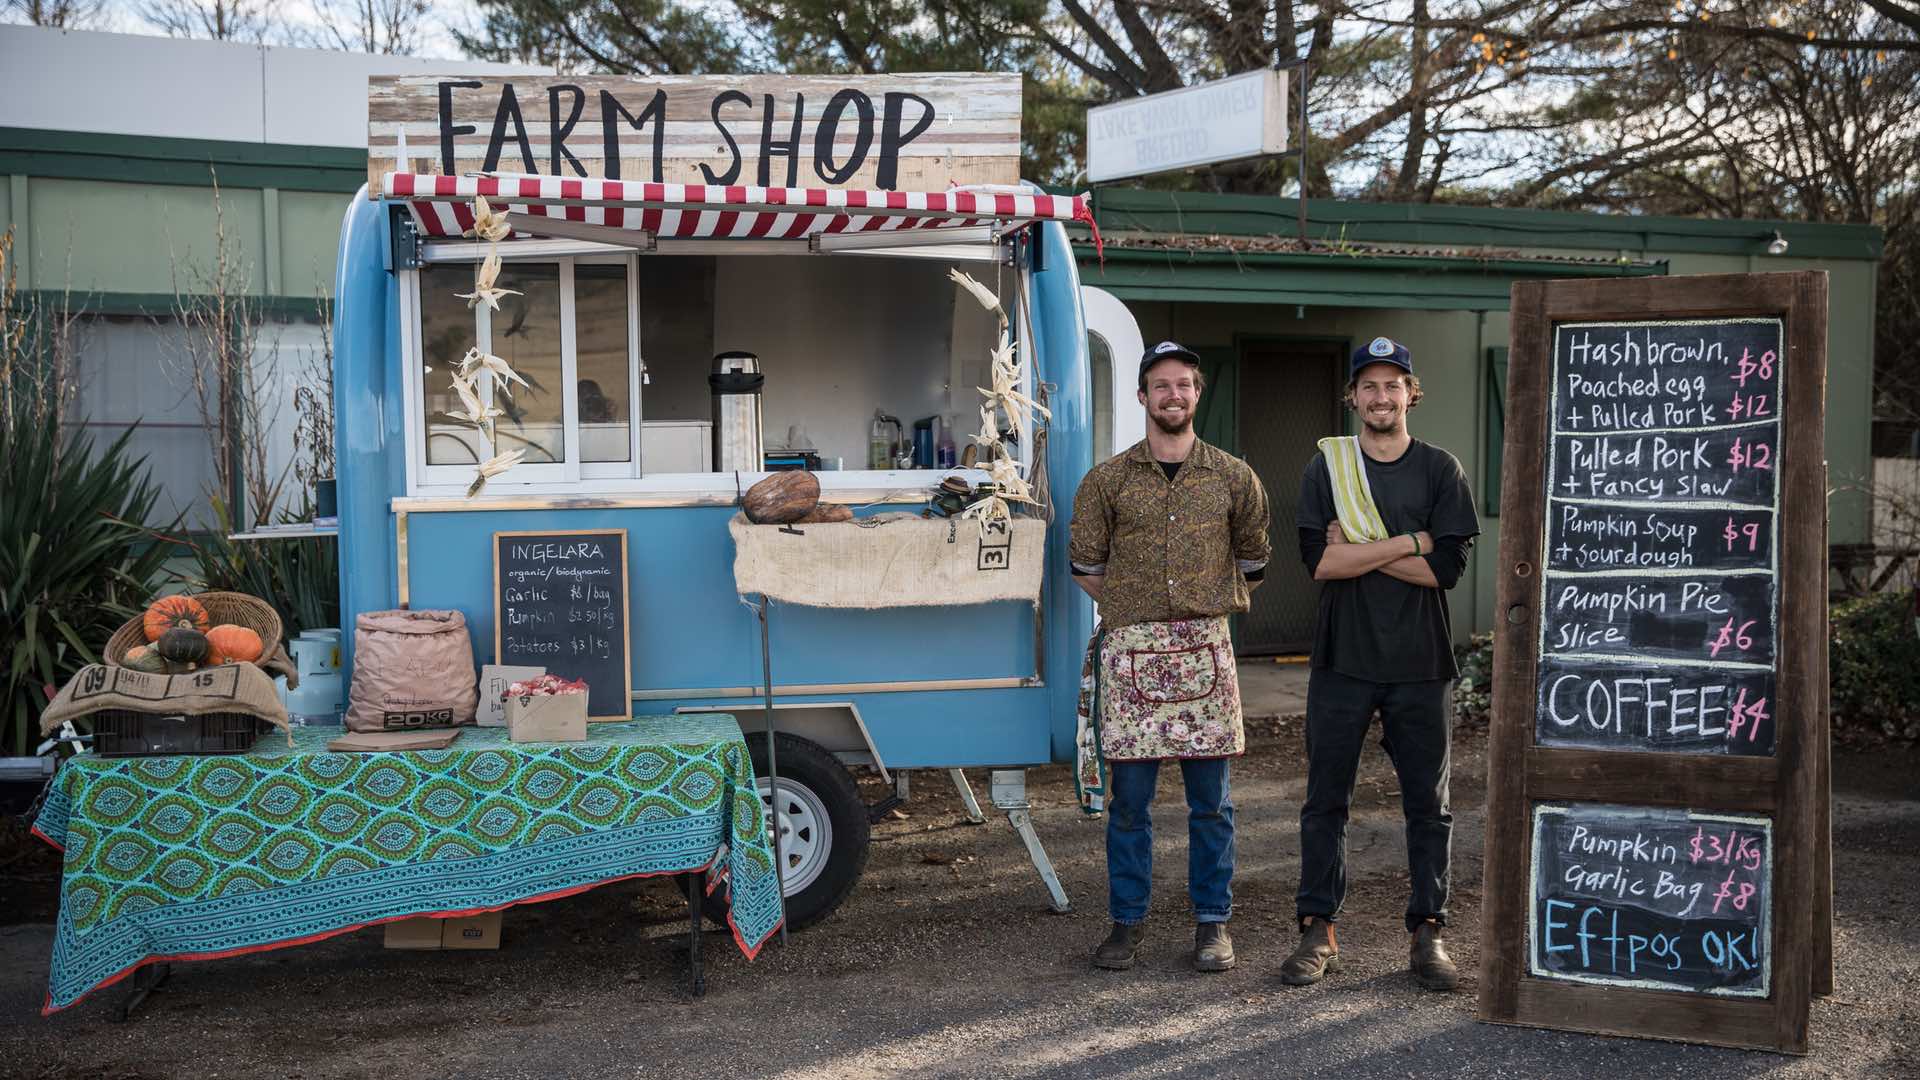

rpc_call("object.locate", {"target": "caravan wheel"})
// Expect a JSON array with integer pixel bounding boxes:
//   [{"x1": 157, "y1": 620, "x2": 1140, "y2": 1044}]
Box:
[{"x1": 682, "y1": 732, "x2": 870, "y2": 930}]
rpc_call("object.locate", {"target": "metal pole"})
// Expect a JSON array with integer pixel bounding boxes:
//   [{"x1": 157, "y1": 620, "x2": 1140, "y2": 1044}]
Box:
[
  {"x1": 757, "y1": 594, "x2": 788, "y2": 945},
  {"x1": 1296, "y1": 62, "x2": 1309, "y2": 246}
]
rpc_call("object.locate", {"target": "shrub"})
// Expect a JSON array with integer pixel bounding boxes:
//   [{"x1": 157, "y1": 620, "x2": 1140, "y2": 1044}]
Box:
[
  {"x1": 1829, "y1": 589, "x2": 1920, "y2": 740},
  {"x1": 1452, "y1": 631, "x2": 1495, "y2": 727}
]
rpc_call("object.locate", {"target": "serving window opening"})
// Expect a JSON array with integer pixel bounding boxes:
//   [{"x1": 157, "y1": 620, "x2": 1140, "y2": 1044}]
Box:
[{"x1": 405, "y1": 246, "x2": 1022, "y2": 496}]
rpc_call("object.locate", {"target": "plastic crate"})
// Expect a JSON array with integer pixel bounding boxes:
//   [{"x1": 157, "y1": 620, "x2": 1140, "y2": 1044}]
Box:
[{"x1": 88, "y1": 709, "x2": 268, "y2": 757}]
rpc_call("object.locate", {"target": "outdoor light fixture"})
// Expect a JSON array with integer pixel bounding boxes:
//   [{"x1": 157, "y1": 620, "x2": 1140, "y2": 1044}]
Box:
[{"x1": 1766, "y1": 230, "x2": 1790, "y2": 256}]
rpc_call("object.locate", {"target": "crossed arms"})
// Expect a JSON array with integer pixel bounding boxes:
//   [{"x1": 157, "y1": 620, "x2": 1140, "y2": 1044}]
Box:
[{"x1": 1312, "y1": 522, "x2": 1439, "y2": 587}]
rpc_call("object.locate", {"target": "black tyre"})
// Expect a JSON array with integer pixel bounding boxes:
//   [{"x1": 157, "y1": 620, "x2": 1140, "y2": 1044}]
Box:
[{"x1": 678, "y1": 732, "x2": 870, "y2": 930}]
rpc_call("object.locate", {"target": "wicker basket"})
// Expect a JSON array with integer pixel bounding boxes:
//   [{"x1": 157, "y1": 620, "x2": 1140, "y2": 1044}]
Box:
[{"x1": 105, "y1": 591, "x2": 284, "y2": 669}]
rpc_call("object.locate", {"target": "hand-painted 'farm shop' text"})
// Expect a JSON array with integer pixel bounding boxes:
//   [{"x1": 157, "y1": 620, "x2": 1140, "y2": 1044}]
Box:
[
  {"x1": 368, "y1": 75, "x2": 1022, "y2": 193},
  {"x1": 1539, "y1": 319, "x2": 1784, "y2": 755},
  {"x1": 1531, "y1": 803, "x2": 1771, "y2": 996}
]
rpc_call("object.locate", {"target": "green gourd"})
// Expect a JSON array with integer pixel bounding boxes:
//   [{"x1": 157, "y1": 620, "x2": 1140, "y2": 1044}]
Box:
[
  {"x1": 156, "y1": 626, "x2": 210, "y2": 668},
  {"x1": 122, "y1": 645, "x2": 171, "y2": 674}
]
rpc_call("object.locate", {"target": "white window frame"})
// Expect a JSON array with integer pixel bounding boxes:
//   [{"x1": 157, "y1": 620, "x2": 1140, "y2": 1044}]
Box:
[{"x1": 400, "y1": 245, "x2": 1031, "y2": 500}]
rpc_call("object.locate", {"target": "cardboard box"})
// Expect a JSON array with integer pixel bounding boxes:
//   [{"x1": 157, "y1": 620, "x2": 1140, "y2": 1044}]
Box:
[
  {"x1": 478, "y1": 665, "x2": 546, "y2": 727},
  {"x1": 507, "y1": 692, "x2": 587, "y2": 743},
  {"x1": 383, "y1": 911, "x2": 502, "y2": 950}
]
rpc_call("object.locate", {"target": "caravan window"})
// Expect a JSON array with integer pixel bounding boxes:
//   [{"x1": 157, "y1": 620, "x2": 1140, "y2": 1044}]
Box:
[{"x1": 403, "y1": 251, "x2": 1014, "y2": 496}]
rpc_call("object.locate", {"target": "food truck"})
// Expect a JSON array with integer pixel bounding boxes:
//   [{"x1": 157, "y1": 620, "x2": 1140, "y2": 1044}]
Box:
[{"x1": 333, "y1": 73, "x2": 1147, "y2": 928}]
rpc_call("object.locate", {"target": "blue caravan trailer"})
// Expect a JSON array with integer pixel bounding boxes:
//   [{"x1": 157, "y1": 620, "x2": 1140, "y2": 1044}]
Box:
[{"x1": 332, "y1": 73, "x2": 1147, "y2": 928}]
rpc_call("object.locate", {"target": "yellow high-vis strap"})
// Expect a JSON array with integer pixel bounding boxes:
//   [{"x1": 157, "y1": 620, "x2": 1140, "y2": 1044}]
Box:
[{"x1": 1318, "y1": 436, "x2": 1390, "y2": 542}]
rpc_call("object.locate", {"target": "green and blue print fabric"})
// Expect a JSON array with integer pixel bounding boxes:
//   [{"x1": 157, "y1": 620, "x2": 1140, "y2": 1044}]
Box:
[{"x1": 33, "y1": 716, "x2": 781, "y2": 1012}]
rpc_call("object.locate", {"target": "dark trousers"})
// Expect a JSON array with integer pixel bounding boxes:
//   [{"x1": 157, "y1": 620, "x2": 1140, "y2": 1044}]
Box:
[{"x1": 1297, "y1": 666, "x2": 1452, "y2": 931}]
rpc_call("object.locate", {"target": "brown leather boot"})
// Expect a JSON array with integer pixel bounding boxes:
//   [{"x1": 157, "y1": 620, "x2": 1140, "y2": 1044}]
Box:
[
  {"x1": 1279, "y1": 917, "x2": 1339, "y2": 985},
  {"x1": 1193, "y1": 922, "x2": 1235, "y2": 972},
  {"x1": 1092, "y1": 922, "x2": 1147, "y2": 970},
  {"x1": 1410, "y1": 920, "x2": 1458, "y2": 991}
]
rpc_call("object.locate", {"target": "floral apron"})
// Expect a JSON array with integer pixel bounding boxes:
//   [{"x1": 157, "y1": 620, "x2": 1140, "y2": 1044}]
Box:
[{"x1": 1075, "y1": 616, "x2": 1244, "y2": 814}]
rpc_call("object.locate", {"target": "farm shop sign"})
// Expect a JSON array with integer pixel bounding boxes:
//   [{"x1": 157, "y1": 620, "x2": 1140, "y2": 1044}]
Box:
[{"x1": 368, "y1": 74, "x2": 1020, "y2": 192}]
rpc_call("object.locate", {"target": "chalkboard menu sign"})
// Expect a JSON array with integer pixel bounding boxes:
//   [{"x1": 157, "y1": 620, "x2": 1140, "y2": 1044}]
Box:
[
  {"x1": 1531, "y1": 803, "x2": 1771, "y2": 996},
  {"x1": 492, "y1": 529, "x2": 632, "y2": 720},
  {"x1": 1540, "y1": 319, "x2": 1783, "y2": 756},
  {"x1": 1480, "y1": 273, "x2": 1828, "y2": 1055}
]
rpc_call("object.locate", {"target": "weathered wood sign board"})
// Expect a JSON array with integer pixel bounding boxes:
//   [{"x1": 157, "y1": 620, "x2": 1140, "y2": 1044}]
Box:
[
  {"x1": 368, "y1": 74, "x2": 1021, "y2": 194},
  {"x1": 493, "y1": 529, "x2": 632, "y2": 721},
  {"x1": 1480, "y1": 272, "x2": 1828, "y2": 1054}
]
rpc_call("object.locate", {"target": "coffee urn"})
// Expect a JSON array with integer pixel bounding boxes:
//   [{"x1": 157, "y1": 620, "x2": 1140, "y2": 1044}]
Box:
[{"x1": 709, "y1": 350, "x2": 765, "y2": 472}]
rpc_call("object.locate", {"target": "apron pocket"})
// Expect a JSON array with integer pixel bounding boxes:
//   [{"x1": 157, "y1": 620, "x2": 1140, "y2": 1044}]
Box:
[{"x1": 1131, "y1": 645, "x2": 1218, "y2": 704}]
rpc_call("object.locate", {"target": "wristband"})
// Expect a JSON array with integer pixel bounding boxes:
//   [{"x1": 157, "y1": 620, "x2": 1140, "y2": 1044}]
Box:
[{"x1": 1408, "y1": 532, "x2": 1422, "y2": 557}]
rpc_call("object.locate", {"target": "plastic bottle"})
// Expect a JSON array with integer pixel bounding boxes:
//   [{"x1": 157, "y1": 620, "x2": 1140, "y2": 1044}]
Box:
[
  {"x1": 936, "y1": 413, "x2": 958, "y2": 469},
  {"x1": 870, "y1": 411, "x2": 893, "y2": 470}
]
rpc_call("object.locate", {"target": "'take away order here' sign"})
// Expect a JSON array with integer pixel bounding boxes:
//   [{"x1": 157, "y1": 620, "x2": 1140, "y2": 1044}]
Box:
[{"x1": 368, "y1": 73, "x2": 1021, "y2": 193}]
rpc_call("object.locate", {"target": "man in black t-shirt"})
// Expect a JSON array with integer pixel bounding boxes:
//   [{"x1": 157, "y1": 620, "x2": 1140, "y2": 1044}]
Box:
[{"x1": 1282, "y1": 337, "x2": 1479, "y2": 993}]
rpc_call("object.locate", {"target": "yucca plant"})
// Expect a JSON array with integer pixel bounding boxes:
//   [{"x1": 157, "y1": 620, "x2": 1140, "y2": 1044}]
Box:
[{"x1": 0, "y1": 415, "x2": 178, "y2": 756}]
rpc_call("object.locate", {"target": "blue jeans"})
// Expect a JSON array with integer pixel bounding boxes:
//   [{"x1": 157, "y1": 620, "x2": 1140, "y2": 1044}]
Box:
[{"x1": 1106, "y1": 758, "x2": 1235, "y2": 925}]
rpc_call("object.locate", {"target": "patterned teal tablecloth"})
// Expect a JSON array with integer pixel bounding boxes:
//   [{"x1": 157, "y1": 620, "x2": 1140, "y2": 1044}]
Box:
[{"x1": 32, "y1": 716, "x2": 782, "y2": 1013}]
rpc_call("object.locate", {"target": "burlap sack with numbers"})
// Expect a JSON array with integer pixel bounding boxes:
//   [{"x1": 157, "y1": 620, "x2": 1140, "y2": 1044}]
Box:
[{"x1": 344, "y1": 609, "x2": 479, "y2": 732}]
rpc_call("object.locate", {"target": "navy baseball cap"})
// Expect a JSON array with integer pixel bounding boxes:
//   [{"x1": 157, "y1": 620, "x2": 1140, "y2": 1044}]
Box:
[
  {"x1": 1139, "y1": 340, "x2": 1202, "y2": 385},
  {"x1": 1350, "y1": 336, "x2": 1413, "y2": 381}
]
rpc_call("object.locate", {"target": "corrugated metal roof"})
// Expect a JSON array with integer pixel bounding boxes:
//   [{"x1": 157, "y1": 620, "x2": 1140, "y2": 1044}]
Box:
[{"x1": 1077, "y1": 229, "x2": 1663, "y2": 270}]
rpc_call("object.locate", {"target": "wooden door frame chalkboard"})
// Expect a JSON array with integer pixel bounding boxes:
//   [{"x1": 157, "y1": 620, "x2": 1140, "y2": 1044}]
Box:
[
  {"x1": 492, "y1": 528, "x2": 633, "y2": 721},
  {"x1": 1479, "y1": 272, "x2": 1827, "y2": 1054}
]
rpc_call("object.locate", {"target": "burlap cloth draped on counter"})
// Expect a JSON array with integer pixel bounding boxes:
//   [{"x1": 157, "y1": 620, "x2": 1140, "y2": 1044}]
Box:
[
  {"x1": 729, "y1": 511, "x2": 1045, "y2": 608},
  {"x1": 40, "y1": 663, "x2": 293, "y2": 745}
]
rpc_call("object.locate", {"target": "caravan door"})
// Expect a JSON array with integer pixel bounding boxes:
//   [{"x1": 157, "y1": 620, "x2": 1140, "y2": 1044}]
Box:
[{"x1": 1081, "y1": 286, "x2": 1144, "y2": 459}]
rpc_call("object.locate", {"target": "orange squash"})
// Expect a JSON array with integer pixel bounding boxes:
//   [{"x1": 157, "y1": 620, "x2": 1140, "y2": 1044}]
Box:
[
  {"x1": 143, "y1": 595, "x2": 210, "y2": 641},
  {"x1": 206, "y1": 624, "x2": 263, "y2": 665}
]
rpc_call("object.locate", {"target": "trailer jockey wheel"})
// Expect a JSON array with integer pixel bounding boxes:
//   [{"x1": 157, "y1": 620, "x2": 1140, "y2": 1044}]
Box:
[{"x1": 681, "y1": 732, "x2": 870, "y2": 930}]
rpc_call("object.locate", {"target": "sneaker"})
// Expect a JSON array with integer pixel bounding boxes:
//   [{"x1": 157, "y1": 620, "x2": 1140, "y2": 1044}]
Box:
[
  {"x1": 1410, "y1": 920, "x2": 1458, "y2": 991},
  {"x1": 1193, "y1": 922, "x2": 1235, "y2": 972},
  {"x1": 1279, "y1": 917, "x2": 1339, "y2": 985},
  {"x1": 1092, "y1": 921, "x2": 1147, "y2": 970}
]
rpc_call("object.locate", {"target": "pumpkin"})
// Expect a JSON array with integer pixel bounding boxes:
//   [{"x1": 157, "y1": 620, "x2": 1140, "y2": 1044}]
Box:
[
  {"x1": 206, "y1": 624, "x2": 264, "y2": 665},
  {"x1": 144, "y1": 595, "x2": 210, "y2": 641},
  {"x1": 156, "y1": 626, "x2": 209, "y2": 667},
  {"x1": 743, "y1": 470, "x2": 821, "y2": 524},
  {"x1": 122, "y1": 644, "x2": 170, "y2": 674}
]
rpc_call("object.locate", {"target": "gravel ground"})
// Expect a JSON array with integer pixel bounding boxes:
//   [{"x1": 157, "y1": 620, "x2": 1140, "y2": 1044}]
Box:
[{"x1": 1, "y1": 677, "x2": 1914, "y2": 1080}]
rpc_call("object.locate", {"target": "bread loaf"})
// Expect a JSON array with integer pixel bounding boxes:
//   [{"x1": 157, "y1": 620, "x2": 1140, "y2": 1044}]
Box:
[
  {"x1": 743, "y1": 470, "x2": 821, "y2": 524},
  {"x1": 794, "y1": 504, "x2": 853, "y2": 524}
]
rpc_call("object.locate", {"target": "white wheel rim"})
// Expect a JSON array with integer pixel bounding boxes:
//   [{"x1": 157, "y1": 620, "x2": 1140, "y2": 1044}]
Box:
[{"x1": 759, "y1": 776, "x2": 833, "y2": 897}]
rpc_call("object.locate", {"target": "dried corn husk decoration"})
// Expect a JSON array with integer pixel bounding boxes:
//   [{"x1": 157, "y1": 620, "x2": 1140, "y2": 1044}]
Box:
[
  {"x1": 466, "y1": 449, "x2": 527, "y2": 498},
  {"x1": 458, "y1": 248, "x2": 522, "y2": 311},
  {"x1": 458, "y1": 347, "x2": 529, "y2": 398},
  {"x1": 447, "y1": 198, "x2": 531, "y2": 496},
  {"x1": 949, "y1": 270, "x2": 1048, "y2": 526},
  {"x1": 465, "y1": 195, "x2": 512, "y2": 243}
]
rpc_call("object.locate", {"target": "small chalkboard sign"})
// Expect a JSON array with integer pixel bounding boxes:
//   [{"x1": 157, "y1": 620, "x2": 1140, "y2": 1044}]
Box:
[
  {"x1": 1481, "y1": 272, "x2": 1828, "y2": 1055},
  {"x1": 492, "y1": 529, "x2": 631, "y2": 721},
  {"x1": 1531, "y1": 803, "x2": 1771, "y2": 997}
]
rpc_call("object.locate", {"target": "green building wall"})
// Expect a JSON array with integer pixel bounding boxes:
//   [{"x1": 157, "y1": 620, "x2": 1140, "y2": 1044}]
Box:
[{"x1": 1077, "y1": 191, "x2": 1883, "y2": 644}]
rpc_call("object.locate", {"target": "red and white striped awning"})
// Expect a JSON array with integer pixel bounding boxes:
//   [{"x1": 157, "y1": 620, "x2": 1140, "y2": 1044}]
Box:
[{"x1": 382, "y1": 173, "x2": 1092, "y2": 244}]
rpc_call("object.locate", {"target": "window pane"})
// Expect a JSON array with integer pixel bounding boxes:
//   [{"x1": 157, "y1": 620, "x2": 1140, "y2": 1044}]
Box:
[
  {"x1": 419, "y1": 263, "x2": 487, "y2": 465},
  {"x1": 635, "y1": 256, "x2": 716, "y2": 422},
  {"x1": 490, "y1": 263, "x2": 565, "y2": 464},
  {"x1": 575, "y1": 263, "x2": 631, "y2": 463},
  {"x1": 1088, "y1": 330, "x2": 1113, "y2": 460}
]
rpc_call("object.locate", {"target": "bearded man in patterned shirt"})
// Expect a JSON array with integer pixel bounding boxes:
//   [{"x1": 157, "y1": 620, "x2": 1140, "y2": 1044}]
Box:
[{"x1": 1069, "y1": 340, "x2": 1272, "y2": 974}]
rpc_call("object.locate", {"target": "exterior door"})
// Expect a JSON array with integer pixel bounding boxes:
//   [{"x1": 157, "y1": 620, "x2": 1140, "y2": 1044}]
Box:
[{"x1": 1238, "y1": 339, "x2": 1344, "y2": 654}]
